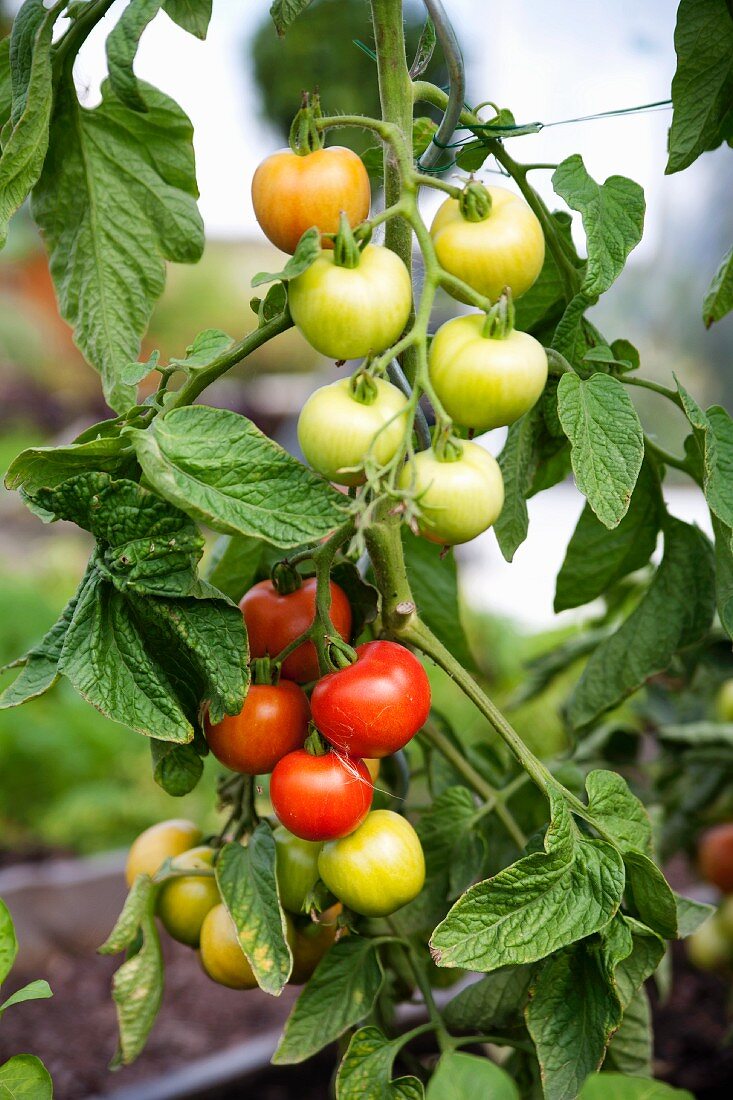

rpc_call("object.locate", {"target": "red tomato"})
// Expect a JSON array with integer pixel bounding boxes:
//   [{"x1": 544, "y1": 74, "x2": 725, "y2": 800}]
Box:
[
  {"x1": 698, "y1": 823, "x2": 733, "y2": 893},
  {"x1": 270, "y1": 750, "x2": 373, "y2": 841},
  {"x1": 205, "y1": 682, "x2": 310, "y2": 774},
  {"x1": 251, "y1": 147, "x2": 371, "y2": 254},
  {"x1": 240, "y1": 578, "x2": 352, "y2": 683},
  {"x1": 311, "y1": 641, "x2": 431, "y2": 758}
]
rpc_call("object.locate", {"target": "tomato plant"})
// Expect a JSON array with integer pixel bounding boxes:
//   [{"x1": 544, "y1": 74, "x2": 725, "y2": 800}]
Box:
[{"x1": 1, "y1": 0, "x2": 731, "y2": 1096}]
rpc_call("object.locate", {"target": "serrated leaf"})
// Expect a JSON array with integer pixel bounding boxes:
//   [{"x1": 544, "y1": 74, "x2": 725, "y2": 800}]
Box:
[
  {"x1": 579, "y1": 1075, "x2": 693, "y2": 1100},
  {"x1": 555, "y1": 457, "x2": 661, "y2": 611},
  {"x1": 552, "y1": 156, "x2": 645, "y2": 297},
  {"x1": 0, "y1": 0, "x2": 65, "y2": 248},
  {"x1": 216, "y1": 831, "x2": 291, "y2": 996},
  {"x1": 256, "y1": 282, "x2": 288, "y2": 325},
  {"x1": 702, "y1": 246, "x2": 733, "y2": 327},
  {"x1": 0, "y1": 39, "x2": 12, "y2": 133},
  {"x1": 426, "y1": 1053, "x2": 519, "y2": 1100},
  {"x1": 558, "y1": 372, "x2": 644, "y2": 528},
  {"x1": 252, "y1": 226, "x2": 320, "y2": 287},
  {"x1": 494, "y1": 409, "x2": 541, "y2": 562},
  {"x1": 585, "y1": 770, "x2": 653, "y2": 857},
  {"x1": 443, "y1": 966, "x2": 533, "y2": 1032},
  {"x1": 712, "y1": 515, "x2": 733, "y2": 640},
  {"x1": 667, "y1": 0, "x2": 733, "y2": 173},
  {"x1": 551, "y1": 292, "x2": 602, "y2": 371},
  {"x1": 0, "y1": 898, "x2": 17, "y2": 984},
  {"x1": 604, "y1": 987, "x2": 652, "y2": 1077},
  {"x1": 162, "y1": 0, "x2": 212, "y2": 39},
  {"x1": 526, "y1": 940, "x2": 622, "y2": 1100},
  {"x1": 150, "y1": 737, "x2": 204, "y2": 795},
  {"x1": 0, "y1": 979, "x2": 52, "y2": 1017},
  {"x1": 5, "y1": 436, "x2": 135, "y2": 497},
  {"x1": 32, "y1": 77, "x2": 203, "y2": 413},
  {"x1": 106, "y1": 0, "x2": 163, "y2": 113},
  {"x1": 430, "y1": 795, "x2": 624, "y2": 972},
  {"x1": 0, "y1": 1055, "x2": 53, "y2": 1099},
  {"x1": 109, "y1": 886, "x2": 163, "y2": 1066},
  {"x1": 273, "y1": 938, "x2": 383, "y2": 1064},
  {"x1": 336, "y1": 1027, "x2": 424, "y2": 1100},
  {"x1": 402, "y1": 529, "x2": 474, "y2": 670},
  {"x1": 270, "y1": 0, "x2": 314, "y2": 37},
  {"x1": 169, "y1": 328, "x2": 233, "y2": 371},
  {"x1": 129, "y1": 405, "x2": 346, "y2": 547},
  {"x1": 100, "y1": 875, "x2": 156, "y2": 955},
  {"x1": 568, "y1": 517, "x2": 716, "y2": 728},
  {"x1": 623, "y1": 851, "x2": 678, "y2": 939}
]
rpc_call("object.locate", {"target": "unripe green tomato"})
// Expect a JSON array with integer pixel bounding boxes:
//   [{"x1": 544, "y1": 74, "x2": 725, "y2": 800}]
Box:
[
  {"x1": 157, "y1": 846, "x2": 219, "y2": 948},
  {"x1": 125, "y1": 819, "x2": 202, "y2": 887},
  {"x1": 428, "y1": 314, "x2": 548, "y2": 431},
  {"x1": 430, "y1": 186, "x2": 545, "y2": 303},
  {"x1": 687, "y1": 915, "x2": 733, "y2": 972},
  {"x1": 318, "y1": 809, "x2": 425, "y2": 917},
  {"x1": 297, "y1": 377, "x2": 408, "y2": 486},
  {"x1": 288, "y1": 245, "x2": 412, "y2": 360},
  {"x1": 716, "y1": 678, "x2": 733, "y2": 722},
  {"x1": 398, "y1": 442, "x2": 504, "y2": 545},
  {"x1": 200, "y1": 903, "x2": 258, "y2": 989},
  {"x1": 274, "y1": 825, "x2": 323, "y2": 914}
]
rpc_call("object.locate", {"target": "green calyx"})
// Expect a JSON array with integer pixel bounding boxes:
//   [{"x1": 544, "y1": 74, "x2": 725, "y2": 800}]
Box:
[
  {"x1": 271, "y1": 559, "x2": 303, "y2": 595},
  {"x1": 326, "y1": 637, "x2": 359, "y2": 670},
  {"x1": 251, "y1": 656, "x2": 277, "y2": 686},
  {"x1": 288, "y1": 90, "x2": 324, "y2": 156},
  {"x1": 482, "y1": 288, "x2": 515, "y2": 340},
  {"x1": 333, "y1": 211, "x2": 362, "y2": 269},
  {"x1": 304, "y1": 726, "x2": 330, "y2": 756},
  {"x1": 349, "y1": 368, "x2": 379, "y2": 405},
  {"x1": 433, "y1": 429, "x2": 464, "y2": 463},
  {"x1": 459, "y1": 180, "x2": 492, "y2": 223}
]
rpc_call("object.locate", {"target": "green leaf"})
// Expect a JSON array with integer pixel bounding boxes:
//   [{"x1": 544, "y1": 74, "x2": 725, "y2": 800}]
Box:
[
  {"x1": 150, "y1": 737, "x2": 204, "y2": 796},
  {"x1": 551, "y1": 292, "x2": 602, "y2": 371},
  {"x1": 273, "y1": 938, "x2": 383, "y2": 1064},
  {"x1": 0, "y1": 898, "x2": 17, "y2": 984},
  {"x1": 169, "y1": 328, "x2": 233, "y2": 372},
  {"x1": 0, "y1": 1, "x2": 65, "y2": 248},
  {"x1": 515, "y1": 211, "x2": 577, "y2": 334},
  {"x1": 623, "y1": 851, "x2": 678, "y2": 939},
  {"x1": 0, "y1": 1055, "x2": 53, "y2": 1099},
  {"x1": 106, "y1": 0, "x2": 163, "y2": 113},
  {"x1": 401, "y1": 529, "x2": 474, "y2": 670},
  {"x1": 409, "y1": 19, "x2": 436, "y2": 79},
  {"x1": 667, "y1": 0, "x2": 733, "y2": 173},
  {"x1": 674, "y1": 893, "x2": 714, "y2": 937},
  {"x1": 0, "y1": 39, "x2": 11, "y2": 133},
  {"x1": 526, "y1": 940, "x2": 622, "y2": 1100},
  {"x1": 579, "y1": 1075, "x2": 693, "y2": 1100},
  {"x1": 252, "y1": 226, "x2": 321, "y2": 287},
  {"x1": 430, "y1": 795, "x2": 624, "y2": 972},
  {"x1": 255, "y1": 282, "x2": 288, "y2": 325},
  {"x1": 494, "y1": 409, "x2": 542, "y2": 562},
  {"x1": 585, "y1": 770, "x2": 653, "y2": 857},
  {"x1": 336, "y1": 1027, "x2": 424, "y2": 1100},
  {"x1": 703, "y1": 246, "x2": 733, "y2": 327},
  {"x1": 712, "y1": 515, "x2": 733, "y2": 640},
  {"x1": 555, "y1": 457, "x2": 662, "y2": 611},
  {"x1": 443, "y1": 966, "x2": 533, "y2": 1033},
  {"x1": 658, "y1": 720, "x2": 733, "y2": 746},
  {"x1": 552, "y1": 156, "x2": 645, "y2": 297},
  {"x1": 604, "y1": 987, "x2": 652, "y2": 1077},
  {"x1": 206, "y1": 534, "x2": 265, "y2": 602},
  {"x1": 558, "y1": 373, "x2": 644, "y2": 528},
  {"x1": 568, "y1": 517, "x2": 716, "y2": 728},
  {"x1": 0, "y1": 979, "x2": 52, "y2": 1017},
  {"x1": 162, "y1": 0, "x2": 212, "y2": 39},
  {"x1": 426, "y1": 1053, "x2": 519, "y2": 1100},
  {"x1": 109, "y1": 885, "x2": 163, "y2": 1066},
  {"x1": 32, "y1": 77, "x2": 203, "y2": 413},
  {"x1": 128, "y1": 405, "x2": 346, "y2": 547},
  {"x1": 216, "y1": 831, "x2": 291, "y2": 996},
  {"x1": 100, "y1": 874, "x2": 156, "y2": 955},
  {"x1": 270, "y1": 0, "x2": 314, "y2": 37},
  {"x1": 5, "y1": 435, "x2": 135, "y2": 496},
  {"x1": 413, "y1": 116, "x2": 438, "y2": 159}
]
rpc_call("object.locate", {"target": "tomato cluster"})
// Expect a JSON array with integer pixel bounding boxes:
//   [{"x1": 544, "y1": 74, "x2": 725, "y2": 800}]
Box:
[{"x1": 251, "y1": 148, "x2": 549, "y2": 547}]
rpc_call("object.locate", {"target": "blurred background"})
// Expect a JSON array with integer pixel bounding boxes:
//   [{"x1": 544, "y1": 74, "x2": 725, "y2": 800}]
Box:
[{"x1": 1, "y1": 1, "x2": 732, "y2": 1096}]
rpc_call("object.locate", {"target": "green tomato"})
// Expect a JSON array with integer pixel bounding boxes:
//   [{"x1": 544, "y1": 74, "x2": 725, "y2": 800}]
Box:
[
  {"x1": 398, "y1": 441, "x2": 504, "y2": 545},
  {"x1": 274, "y1": 825, "x2": 323, "y2": 914},
  {"x1": 125, "y1": 819, "x2": 202, "y2": 887},
  {"x1": 157, "y1": 846, "x2": 219, "y2": 948},
  {"x1": 288, "y1": 244, "x2": 412, "y2": 360},
  {"x1": 429, "y1": 314, "x2": 548, "y2": 431},
  {"x1": 200, "y1": 903, "x2": 259, "y2": 989},
  {"x1": 430, "y1": 185, "x2": 545, "y2": 303},
  {"x1": 317, "y1": 809, "x2": 425, "y2": 917},
  {"x1": 297, "y1": 376, "x2": 408, "y2": 486},
  {"x1": 716, "y1": 678, "x2": 733, "y2": 722},
  {"x1": 687, "y1": 915, "x2": 733, "y2": 972}
]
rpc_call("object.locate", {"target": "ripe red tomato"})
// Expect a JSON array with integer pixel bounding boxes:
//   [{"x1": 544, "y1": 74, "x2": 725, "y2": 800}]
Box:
[
  {"x1": 205, "y1": 682, "x2": 310, "y2": 774},
  {"x1": 240, "y1": 578, "x2": 352, "y2": 683},
  {"x1": 270, "y1": 749, "x2": 373, "y2": 841},
  {"x1": 311, "y1": 640, "x2": 431, "y2": 758},
  {"x1": 251, "y1": 147, "x2": 371, "y2": 254},
  {"x1": 698, "y1": 822, "x2": 733, "y2": 893}
]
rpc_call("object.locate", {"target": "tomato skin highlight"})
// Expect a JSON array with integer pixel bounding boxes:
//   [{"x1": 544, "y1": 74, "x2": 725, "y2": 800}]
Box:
[
  {"x1": 318, "y1": 810, "x2": 425, "y2": 917},
  {"x1": 125, "y1": 819, "x2": 202, "y2": 887},
  {"x1": 205, "y1": 681, "x2": 310, "y2": 775},
  {"x1": 311, "y1": 640, "x2": 431, "y2": 758},
  {"x1": 251, "y1": 147, "x2": 371, "y2": 254},
  {"x1": 157, "y1": 846, "x2": 219, "y2": 948},
  {"x1": 398, "y1": 442, "x2": 504, "y2": 545},
  {"x1": 698, "y1": 822, "x2": 733, "y2": 893},
  {"x1": 240, "y1": 577, "x2": 352, "y2": 683},
  {"x1": 273, "y1": 825, "x2": 323, "y2": 914},
  {"x1": 288, "y1": 245, "x2": 413, "y2": 360},
  {"x1": 270, "y1": 749, "x2": 373, "y2": 841},
  {"x1": 429, "y1": 314, "x2": 548, "y2": 431},
  {"x1": 297, "y1": 376, "x2": 409, "y2": 486},
  {"x1": 430, "y1": 185, "x2": 545, "y2": 303}
]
